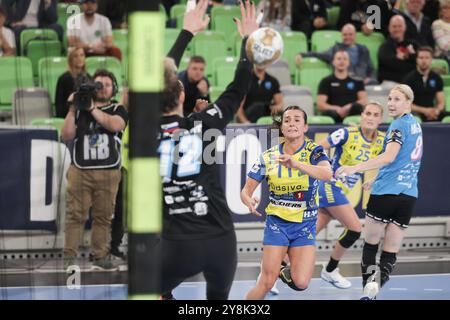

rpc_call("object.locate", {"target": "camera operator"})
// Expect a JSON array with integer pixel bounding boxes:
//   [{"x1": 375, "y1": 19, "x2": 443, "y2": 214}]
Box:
[{"x1": 61, "y1": 69, "x2": 128, "y2": 270}]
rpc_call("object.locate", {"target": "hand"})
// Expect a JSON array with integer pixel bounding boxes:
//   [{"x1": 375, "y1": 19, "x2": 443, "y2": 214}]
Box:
[
  {"x1": 335, "y1": 106, "x2": 348, "y2": 119},
  {"x1": 245, "y1": 196, "x2": 262, "y2": 217},
  {"x1": 277, "y1": 154, "x2": 298, "y2": 169},
  {"x1": 197, "y1": 79, "x2": 209, "y2": 95},
  {"x1": 313, "y1": 17, "x2": 327, "y2": 29},
  {"x1": 407, "y1": 44, "x2": 415, "y2": 55},
  {"x1": 362, "y1": 179, "x2": 375, "y2": 191},
  {"x1": 295, "y1": 53, "x2": 303, "y2": 67},
  {"x1": 92, "y1": 42, "x2": 106, "y2": 54},
  {"x1": 335, "y1": 165, "x2": 357, "y2": 179},
  {"x1": 234, "y1": 0, "x2": 259, "y2": 38},
  {"x1": 194, "y1": 99, "x2": 209, "y2": 112},
  {"x1": 183, "y1": 0, "x2": 210, "y2": 36}
]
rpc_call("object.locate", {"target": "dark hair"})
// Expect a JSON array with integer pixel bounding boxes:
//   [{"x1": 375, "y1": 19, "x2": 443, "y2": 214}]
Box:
[
  {"x1": 333, "y1": 49, "x2": 349, "y2": 60},
  {"x1": 417, "y1": 46, "x2": 434, "y2": 56},
  {"x1": 189, "y1": 56, "x2": 206, "y2": 65},
  {"x1": 92, "y1": 69, "x2": 118, "y2": 96},
  {"x1": 273, "y1": 106, "x2": 308, "y2": 136}
]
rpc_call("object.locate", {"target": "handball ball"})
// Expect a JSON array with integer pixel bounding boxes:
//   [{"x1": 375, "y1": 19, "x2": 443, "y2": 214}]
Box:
[{"x1": 246, "y1": 27, "x2": 284, "y2": 67}]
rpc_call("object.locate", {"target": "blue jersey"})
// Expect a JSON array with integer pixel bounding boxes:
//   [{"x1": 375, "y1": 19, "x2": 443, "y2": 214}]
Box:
[{"x1": 372, "y1": 113, "x2": 423, "y2": 198}]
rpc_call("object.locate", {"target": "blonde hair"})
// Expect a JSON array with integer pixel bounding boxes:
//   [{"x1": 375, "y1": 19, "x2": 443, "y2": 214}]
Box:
[
  {"x1": 440, "y1": 0, "x2": 450, "y2": 8},
  {"x1": 391, "y1": 84, "x2": 414, "y2": 102},
  {"x1": 67, "y1": 47, "x2": 87, "y2": 76},
  {"x1": 363, "y1": 101, "x2": 384, "y2": 115}
]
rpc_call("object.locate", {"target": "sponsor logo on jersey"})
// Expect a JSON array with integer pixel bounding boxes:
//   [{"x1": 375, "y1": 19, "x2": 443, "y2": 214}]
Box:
[
  {"x1": 269, "y1": 198, "x2": 306, "y2": 209},
  {"x1": 269, "y1": 183, "x2": 306, "y2": 192}
]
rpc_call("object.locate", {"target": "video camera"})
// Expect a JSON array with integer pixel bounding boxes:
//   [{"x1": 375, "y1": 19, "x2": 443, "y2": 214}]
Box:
[{"x1": 73, "y1": 80, "x2": 103, "y2": 111}]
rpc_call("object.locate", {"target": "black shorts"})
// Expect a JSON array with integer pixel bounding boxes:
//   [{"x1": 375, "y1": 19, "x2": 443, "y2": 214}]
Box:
[{"x1": 366, "y1": 194, "x2": 417, "y2": 228}]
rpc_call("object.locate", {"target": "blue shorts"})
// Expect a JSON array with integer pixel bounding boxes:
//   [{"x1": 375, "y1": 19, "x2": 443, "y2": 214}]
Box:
[
  {"x1": 318, "y1": 181, "x2": 350, "y2": 208},
  {"x1": 263, "y1": 214, "x2": 316, "y2": 247}
]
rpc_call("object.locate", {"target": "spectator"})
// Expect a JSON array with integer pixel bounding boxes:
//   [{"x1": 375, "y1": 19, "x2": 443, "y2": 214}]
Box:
[
  {"x1": 0, "y1": 7, "x2": 15, "y2": 56},
  {"x1": 67, "y1": 0, "x2": 122, "y2": 60},
  {"x1": 258, "y1": 0, "x2": 292, "y2": 32},
  {"x1": 337, "y1": 0, "x2": 393, "y2": 36},
  {"x1": 2, "y1": 0, "x2": 64, "y2": 52},
  {"x1": 55, "y1": 47, "x2": 90, "y2": 118},
  {"x1": 317, "y1": 50, "x2": 367, "y2": 123},
  {"x1": 177, "y1": 56, "x2": 210, "y2": 116},
  {"x1": 423, "y1": 0, "x2": 440, "y2": 23},
  {"x1": 236, "y1": 64, "x2": 283, "y2": 123},
  {"x1": 296, "y1": 23, "x2": 377, "y2": 84},
  {"x1": 401, "y1": 0, "x2": 434, "y2": 47},
  {"x1": 378, "y1": 14, "x2": 417, "y2": 83},
  {"x1": 403, "y1": 46, "x2": 449, "y2": 122},
  {"x1": 62, "y1": 69, "x2": 128, "y2": 270},
  {"x1": 97, "y1": 0, "x2": 126, "y2": 29},
  {"x1": 291, "y1": 0, "x2": 327, "y2": 38},
  {"x1": 432, "y1": 0, "x2": 450, "y2": 66}
]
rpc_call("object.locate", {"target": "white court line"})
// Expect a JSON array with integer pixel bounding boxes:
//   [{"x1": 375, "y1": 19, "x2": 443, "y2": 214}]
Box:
[
  {"x1": 389, "y1": 288, "x2": 408, "y2": 291},
  {"x1": 424, "y1": 288, "x2": 443, "y2": 291}
]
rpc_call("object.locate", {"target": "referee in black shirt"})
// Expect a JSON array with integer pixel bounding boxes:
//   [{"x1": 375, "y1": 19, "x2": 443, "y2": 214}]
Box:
[
  {"x1": 317, "y1": 50, "x2": 367, "y2": 123},
  {"x1": 403, "y1": 46, "x2": 449, "y2": 122}
]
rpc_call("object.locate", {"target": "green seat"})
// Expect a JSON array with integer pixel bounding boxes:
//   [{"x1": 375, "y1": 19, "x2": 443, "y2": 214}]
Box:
[
  {"x1": 256, "y1": 116, "x2": 273, "y2": 125},
  {"x1": 57, "y1": 3, "x2": 81, "y2": 35},
  {"x1": 20, "y1": 28, "x2": 59, "y2": 55},
  {"x1": 31, "y1": 118, "x2": 65, "y2": 136},
  {"x1": 442, "y1": 74, "x2": 450, "y2": 87},
  {"x1": 213, "y1": 56, "x2": 238, "y2": 87},
  {"x1": 86, "y1": 56, "x2": 123, "y2": 88},
  {"x1": 211, "y1": 5, "x2": 241, "y2": 53},
  {"x1": 311, "y1": 30, "x2": 341, "y2": 52},
  {"x1": 445, "y1": 87, "x2": 450, "y2": 112},
  {"x1": 343, "y1": 115, "x2": 361, "y2": 126},
  {"x1": 431, "y1": 59, "x2": 449, "y2": 75},
  {"x1": 193, "y1": 31, "x2": 227, "y2": 80},
  {"x1": 356, "y1": 32, "x2": 385, "y2": 70},
  {"x1": 308, "y1": 115, "x2": 335, "y2": 124},
  {"x1": 209, "y1": 86, "x2": 225, "y2": 102},
  {"x1": 280, "y1": 31, "x2": 308, "y2": 77},
  {"x1": 295, "y1": 57, "x2": 332, "y2": 98},
  {"x1": 178, "y1": 54, "x2": 192, "y2": 72},
  {"x1": 112, "y1": 29, "x2": 129, "y2": 80},
  {"x1": 442, "y1": 116, "x2": 450, "y2": 123},
  {"x1": 327, "y1": 6, "x2": 340, "y2": 28},
  {"x1": 26, "y1": 40, "x2": 62, "y2": 77},
  {"x1": 39, "y1": 57, "x2": 67, "y2": 104},
  {"x1": 0, "y1": 57, "x2": 34, "y2": 113},
  {"x1": 414, "y1": 115, "x2": 422, "y2": 123},
  {"x1": 170, "y1": 4, "x2": 186, "y2": 28}
]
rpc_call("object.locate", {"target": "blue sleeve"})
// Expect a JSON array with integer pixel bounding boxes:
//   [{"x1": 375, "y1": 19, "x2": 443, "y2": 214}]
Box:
[
  {"x1": 386, "y1": 120, "x2": 406, "y2": 145},
  {"x1": 310, "y1": 145, "x2": 329, "y2": 165},
  {"x1": 327, "y1": 128, "x2": 349, "y2": 147},
  {"x1": 247, "y1": 154, "x2": 266, "y2": 182}
]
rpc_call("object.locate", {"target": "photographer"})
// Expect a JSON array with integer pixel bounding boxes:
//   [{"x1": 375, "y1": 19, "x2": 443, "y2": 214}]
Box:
[{"x1": 62, "y1": 69, "x2": 128, "y2": 270}]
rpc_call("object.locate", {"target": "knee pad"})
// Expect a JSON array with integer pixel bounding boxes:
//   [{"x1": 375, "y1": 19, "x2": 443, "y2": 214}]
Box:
[
  {"x1": 380, "y1": 251, "x2": 396, "y2": 287},
  {"x1": 279, "y1": 267, "x2": 307, "y2": 291},
  {"x1": 338, "y1": 229, "x2": 361, "y2": 248}
]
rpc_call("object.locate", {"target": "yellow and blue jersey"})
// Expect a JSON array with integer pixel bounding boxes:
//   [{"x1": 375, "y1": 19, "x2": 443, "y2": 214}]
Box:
[{"x1": 248, "y1": 139, "x2": 329, "y2": 223}]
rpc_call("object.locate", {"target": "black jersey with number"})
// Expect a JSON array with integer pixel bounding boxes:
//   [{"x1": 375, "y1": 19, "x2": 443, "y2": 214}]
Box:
[
  {"x1": 159, "y1": 31, "x2": 252, "y2": 240},
  {"x1": 73, "y1": 103, "x2": 128, "y2": 169}
]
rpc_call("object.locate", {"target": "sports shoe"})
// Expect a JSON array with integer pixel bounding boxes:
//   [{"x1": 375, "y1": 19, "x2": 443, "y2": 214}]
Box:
[
  {"x1": 256, "y1": 272, "x2": 279, "y2": 295},
  {"x1": 360, "y1": 281, "x2": 379, "y2": 300},
  {"x1": 321, "y1": 266, "x2": 352, "y2": 289},
  {"x1": 91, "y1": 254, "x2": 119, "y2": 271}
]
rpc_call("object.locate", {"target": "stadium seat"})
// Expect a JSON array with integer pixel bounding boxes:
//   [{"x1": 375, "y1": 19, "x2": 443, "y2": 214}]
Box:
[
  {"x1": 170, "y1": 4, "x2": 186, "y2": 28},
  {"x1": 209, "y1": 86, "x2": 225, "y2": 102},
  {"x1": 112, "y1": 29, "x2": 129, "y2": 80},
  {"x1": 343, "y1": 115, "x2": 361, "y2": 126},
  {"x1": 281, "y1": 85, "x2": 314, "y2": 117},
  {"x1": 295, "y1": 57, "x2": 332, "y2": 98},
  {"x1": 280, "y1": 31, "x2": 308, "y2": 77},
  {"x1": 86, "y1": 56, "x2": 123, "y2": 87},
  {"x1": 12, "y1": 88, "x2": 53, "y2": 125},
  {"x1": 442, "y1": 74, "x2": 450, "y2": 87},
  {"x1": 193, "y1": 31, "x2": 227, "y2": 80},
  {"x1": 267, "y1": 59, "x2": 292, "y2": 86},
  {"x1": 256, "y1": 116, "x2": 273, "y2": 125},
  {"x1": 311, "y1": 30, "x2": 341, "y2": 52},
  {"x1": 213, "y1": 56, "x2": 238, "y2": 87},
  {"x1": 26, "y1": 40, "x2": 62, "y2": 77},
  {"x1": 327, "y1": 6, "x2": 340, "y2": 28},
  {"x1": 57, "y1": 2, "x2": 81, "y2": 35},
  {"x1": 308, "y1": 115, "x2": 335, "y2": 124},
  {"x1": 31, "y1": 117, "x2": 65, "y2": 136},
  {"x1": 445, "y1": 87, "x2": 450, "y2": 112},
  {"x1": 178, "y1": 54, "x2": 192, "y2": 72},
  {"x1": 356, "y1": 32, "x2": 385, "y2": 70},
  {"x1": 211, "y1": 6, "x2": 241, "y2": 53},
  {"x1": 431, "y1": 59, "x2": 449, "y2": 75},
  {"x1": 442, "y1": 116, "x2": 450, "y2": 123},
  {"x1": 20, "y1": 28, "x2": 59, "y2": 56},
  {"x1": 39, "y1": 56, "x2": 67, "y2": 104},
  {"x1": 0, "y1": 57, "x2": 34, "y2": 115}
]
